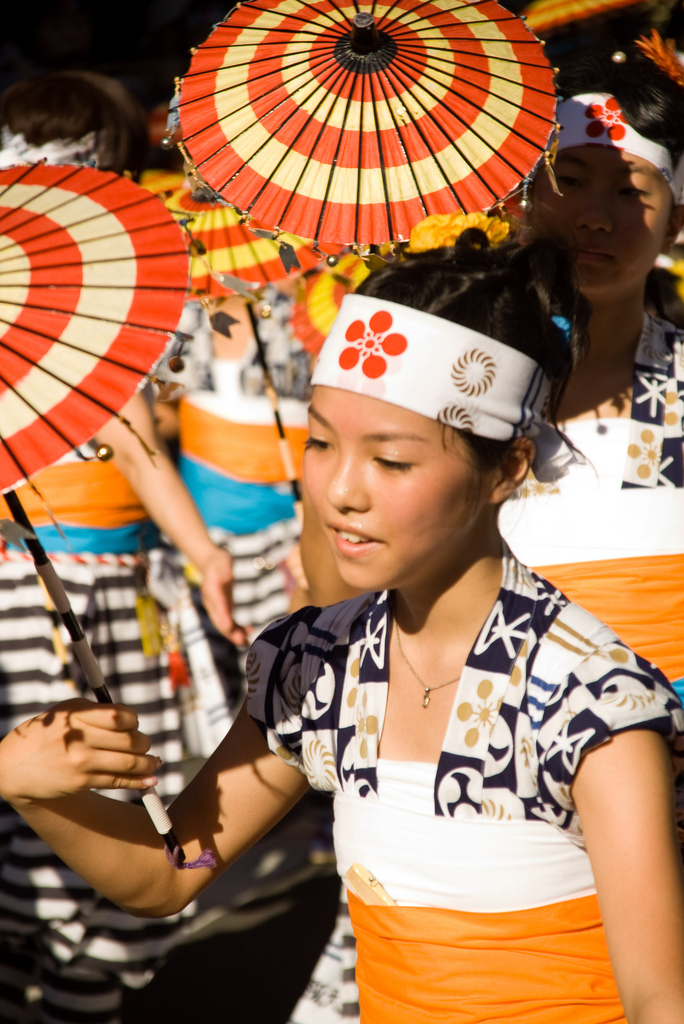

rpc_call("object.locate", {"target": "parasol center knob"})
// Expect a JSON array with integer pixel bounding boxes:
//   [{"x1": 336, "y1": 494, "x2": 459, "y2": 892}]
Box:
[{"x1": 350, "y1": 13, "x2": 380, "y2": 54}]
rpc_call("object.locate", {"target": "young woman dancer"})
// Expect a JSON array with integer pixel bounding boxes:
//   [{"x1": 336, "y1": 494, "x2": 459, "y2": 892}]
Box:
[
  {"x1": 502, "y1": 37, "x2": 684, "y2": 699},
  {"x1": 1, "y1": 237, "x2": 683, "y2": 1024}
]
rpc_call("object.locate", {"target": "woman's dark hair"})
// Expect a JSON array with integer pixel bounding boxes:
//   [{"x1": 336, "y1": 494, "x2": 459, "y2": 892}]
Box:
[
  {"x1": 0, "y1": 71, "x2": 148, "y2": 178},
  {"x1": 356, "y1": 233, "x2": 589, "y2": 471},
  {"x1": 556, "y1": 40, "x2": 684, "y2": 164}
]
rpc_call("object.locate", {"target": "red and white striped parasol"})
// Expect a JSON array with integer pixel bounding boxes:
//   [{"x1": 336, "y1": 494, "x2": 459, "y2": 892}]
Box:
[
  {"x1": 0, "y1": 162, "x2": 189, "y2": 493},
  {"x1": 178, "y1": 0, "x2": 558, "y2": 247},
  {"x1": 163, "y1": 185, "x2": 323, "y2": 296}
]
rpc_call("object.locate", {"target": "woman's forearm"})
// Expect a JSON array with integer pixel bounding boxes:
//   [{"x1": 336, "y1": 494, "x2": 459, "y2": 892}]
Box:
[
  {"x1": 96, "y1": 392, "x2": 247, "y2": 643},
  {"x1": 96, "y1": 405, "x2": 218, "y2": 572},
  {"x1": 0, "y1": 702, "x2": 308, "y2": 918},
  {"x1": 7, "y1": 790, "x2": 193, "y2": 917},
  {"x1": 0, "y1": 700, "x2": 199, "y2": 915}
]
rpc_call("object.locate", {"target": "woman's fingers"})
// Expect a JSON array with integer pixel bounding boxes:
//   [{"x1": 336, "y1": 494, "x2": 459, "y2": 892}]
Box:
[
  {"x1": 66, "y1": 705, "x2": 152, "y2": 755},
  {"x1": 68, "y1": 748, "x2": 163, "y2": 791},
  {"x1": 0, "y1": 698, "x2": 161, "y2": 803}
]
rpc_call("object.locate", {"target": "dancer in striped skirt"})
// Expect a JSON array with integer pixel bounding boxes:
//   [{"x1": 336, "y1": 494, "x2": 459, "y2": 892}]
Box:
[
  {"x1": 0, "y1": 70, "x2": 243, "y2": 1024},
  {"x1": 0, "y1": 389, "x2": 241, "y2": 1024},
  {"x1": 155, "y1": 289, "x2": 311, "y2": 736}
]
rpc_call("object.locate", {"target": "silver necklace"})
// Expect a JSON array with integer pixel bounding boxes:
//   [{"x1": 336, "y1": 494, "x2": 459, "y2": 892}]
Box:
[{"x1": 394, "y1": 620, "x2": 461, "y2": 708}]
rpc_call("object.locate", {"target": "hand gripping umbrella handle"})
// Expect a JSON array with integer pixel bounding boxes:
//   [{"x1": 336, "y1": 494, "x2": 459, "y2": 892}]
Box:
[{"x1": 3, "y1": 490, "x2": 186, "y2": 865}]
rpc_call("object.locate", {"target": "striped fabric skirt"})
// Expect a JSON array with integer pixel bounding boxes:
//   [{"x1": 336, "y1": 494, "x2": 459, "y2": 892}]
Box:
[
  {"x1": 212, "y1": 516, "x2": 301, "y2": 634},
  {"x1": 182, "y1": 515, "x2": 302, "y2": 704},
  {"x1": 0, "y1": 548, "x2": 190, "y2": 988}
]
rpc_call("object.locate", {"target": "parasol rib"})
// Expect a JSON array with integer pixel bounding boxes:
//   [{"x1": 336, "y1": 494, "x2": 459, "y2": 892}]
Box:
[
  {"x1": 181, "y1": 49, "x2": 339, "y2": 143},
  {"x1": 0, "y1": 253, "x2": 190, "y2": 279},
  {"x1": 354, "y1": 68, "x2": 367, "y2": 243},
  {"x1": 0, "y1": 367, "x2": 114, "y2": 454},
  {"x1": 368, "y1": 67, "x2": 395, "y2": 242},
  {"x1": 0, "y1": 174, "x2": 168, "y2": 242},
  {"x1": 389, "y1": 52, "x2": 555, "y2": 149},
  {"x1": 366, "y1": 36, "x2": 560, "y2": 81},
  {"x1": 185, "y1": 23, "x2": 346, "y2": 51},
  {"x1": 276, "y1": 64, "x2": 357, "y2": 229},
  {"x1": 181, "y1": 49, "x2": 322, "y2": 106},
  {"x1": 182, "y1": 44, "x2": 348, "y2": 162},
  {"x1": 0, "y1": 278, "x2": 190, "y2": 299},
  {"x1": 0, "y1": 162, "x2": 82, "y2": 201},
  {"x1": 383, "y1": 56, "x2": 550, "y2": 200},
  {"x1": 0, "y1": 315, "x2": 176, "y2": 366},
  {"x1": 391, "y1": 45, "x2": 559, "y2": 99},
  {"x1": 234, "y1": 0, "x2": 347, "y2": 32},
  {"x1": 373, "y1": 71, "x2": 429, "y2": 219},
  {"x1": 211, "y1": 59, "x2": 352, "y2": 214},
  {"x1": 0, "y1": 351, "x2": 146, "y2": 431},
  {"x1": 375, "y1": 0, "x2": 519, "y2": 29},
  {"x1": 0, "y1": 211, "x2": 184, "y2": 259},
  {"x1": 0, "y1": 430, "x2": 33, "y2": 485},
  {"x1": 311, "y1": 67, "x2": 358, "y2": 244}
]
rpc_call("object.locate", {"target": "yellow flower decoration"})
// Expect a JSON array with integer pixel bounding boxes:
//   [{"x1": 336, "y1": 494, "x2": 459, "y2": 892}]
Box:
[
  {"x1": 408, "y1": 212, "x2": 514, "y2": 254},
  {"x1": 669, "y1": 259, "x2": 684, "y2": 306}
]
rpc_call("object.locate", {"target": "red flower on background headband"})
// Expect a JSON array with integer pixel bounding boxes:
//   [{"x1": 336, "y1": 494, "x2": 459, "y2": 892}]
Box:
[
  {"x1": 585, "y1": 98, "x2": 627, "y2": 141},
  {"x1": 339, "y1": 310, "x2": 407, "y2": 379}
]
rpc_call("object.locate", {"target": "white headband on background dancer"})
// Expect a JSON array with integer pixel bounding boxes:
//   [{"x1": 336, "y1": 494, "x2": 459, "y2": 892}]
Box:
[
  {"x1": 312, "y1": 294, "x2": 575, "y2": 483},
  {"x1": 0, "y1": 127, "x2": 100, "y2": 169},
  {"x1": 556, "y1": 93, "x2": 684, "y2": 201}
]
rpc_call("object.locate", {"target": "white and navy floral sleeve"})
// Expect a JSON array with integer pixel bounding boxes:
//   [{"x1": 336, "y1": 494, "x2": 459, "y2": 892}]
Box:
[
  {"x1": 245, "y1": 592, "x2": 388, "y2": 789},
  {"x1": 624, "y1": 317, "x2": 684, "y2": 488},
  {"x1": 246, "y1": 553, "x2": 684, "y2": 841},
  {"x1": 531, "y1": 602, "x2": 684, "y2": 838}
]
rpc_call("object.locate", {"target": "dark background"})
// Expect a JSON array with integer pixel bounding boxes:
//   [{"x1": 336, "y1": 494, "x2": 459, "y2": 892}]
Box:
[
  {"x1": 1, "y1": 2, "x2": 228, "y2": 105},
  {"x1": 5, "y1": 0, "x2": 682, "y2": 128}
]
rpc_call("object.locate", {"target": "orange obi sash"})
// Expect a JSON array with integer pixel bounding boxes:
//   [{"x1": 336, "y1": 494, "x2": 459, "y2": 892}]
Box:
[
  {"x1": 0, "y1": 459, "x2": 148, "y2": 528},
  {"x1": 537, "y1": 554, "x2": 684, "y2": 682},
  {"x1": 348, "y1": 891, "x2": 625, "y2": 1024},
  {"x1": 179, "y1": 400, "x2": 307, "y2": 483}
]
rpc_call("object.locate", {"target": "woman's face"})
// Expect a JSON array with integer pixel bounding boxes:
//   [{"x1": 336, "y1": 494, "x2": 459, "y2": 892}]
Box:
[
  {"x1": 303, "y1": 385, "x2": 510, "y2": 597},
  {"x1": 532, "y1": 145, "x2": 683, "y2": 308}
]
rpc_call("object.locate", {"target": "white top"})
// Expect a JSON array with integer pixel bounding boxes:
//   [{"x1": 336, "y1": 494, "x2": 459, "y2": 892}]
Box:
[
  {"x1": 334, "y1": 759, "x2": 596, "y2": 913},
  {"x1": 500, "y1": 418, "x2": 684, "y2": 565},
  {"x1": 185, "y1": 356, "x2": 309, "y2": 428}
]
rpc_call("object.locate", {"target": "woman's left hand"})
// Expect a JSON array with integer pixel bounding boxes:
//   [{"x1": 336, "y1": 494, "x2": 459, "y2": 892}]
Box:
[{"x1": 197, "y1": 545, "x2": 250, "y2": 647}]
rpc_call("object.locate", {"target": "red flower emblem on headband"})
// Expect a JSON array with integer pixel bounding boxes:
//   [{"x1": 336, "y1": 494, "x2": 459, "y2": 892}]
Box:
[
  {"x1": 339, "y1": 310, "x2": 407, "y2": 379},
  {"x1": 584, "y1": 98, "x2": 627, "y2": 141}
]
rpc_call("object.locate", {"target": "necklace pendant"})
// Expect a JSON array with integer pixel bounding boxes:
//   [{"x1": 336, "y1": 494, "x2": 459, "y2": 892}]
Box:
[{"x1": 422, "y1": 690, "x2": 430, "y2": 708}]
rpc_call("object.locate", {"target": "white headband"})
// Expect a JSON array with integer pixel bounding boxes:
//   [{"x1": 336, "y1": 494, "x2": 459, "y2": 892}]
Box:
[
  {"x1": 0, "y1": 127, "x2": 100, "y2": 170},
  {"x1": 312, "y1": 294, "x2": 575, "y2": 482},
  {"x1": 556, "y1": 94, "x2": 684, "y2": 201}
]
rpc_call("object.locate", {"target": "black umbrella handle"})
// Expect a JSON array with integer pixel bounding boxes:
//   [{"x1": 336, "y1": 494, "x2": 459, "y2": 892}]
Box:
[
  {"x1": 350, "y1": 12, "x2": 380, "y2": 54},
  {"x1": 3, "y1": 489, "x2": 186, "y2": 864}
]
